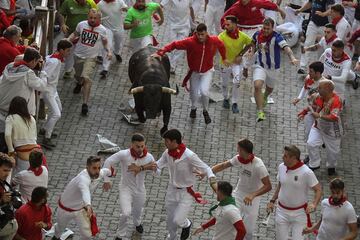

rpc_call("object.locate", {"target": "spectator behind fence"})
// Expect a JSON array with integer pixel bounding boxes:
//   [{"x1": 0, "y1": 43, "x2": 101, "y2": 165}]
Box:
[
  {"x1": 0, "y1": 48, "x2": 49, "y2": 153},
  {"x1": 0, "y1": 25, "x2": 25, "y2": 75},
  {"x1": 14, "y1": 186, "x2": 52, "y2": 240},
  {"x1": 12, "y1": 150, "x2": 48, "y2": 202}
]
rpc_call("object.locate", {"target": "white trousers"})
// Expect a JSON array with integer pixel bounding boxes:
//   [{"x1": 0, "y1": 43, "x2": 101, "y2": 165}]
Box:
[
  {"x1": 42, "y1": 92, "x2": 62, "y2": 138},
  {"x1": 234, "y1": 191, "x2": 261, "y2": 240},
  {"x1": 300, "y1": 21, "x2": 325, "y2": 69},
  {"x1": 189, "y1": 69, "x2": 214, "y2": 111},
  {"x1": 352, "y1": 19, "x2": 360, "y2": 32},
  {"x1": 165, "y1": 186, "x2": 193, "y2": 240},
  {"x1": 307, "y1": 126, "x2": 341, "y2": 168},
  {"x1": 130, "y1": 35, "x2": 152, "y2": 53},
  {"x1": 221, "y1": 64, "x2": 243, "y2": 104},
  {"x1": 54, "y1": 208, "x2": 92, "y2": 239},
  {"x1": 102, "y1": 28, "x2": 124, "y2": 71},
  {"x1": 64, "y1": 46, "x2": 75, "y2": 73},
  {"x1": 168, "y1": 26, "x2": 190, "y2": 67},
  {"x1": 303, "y1": 112, "x2": 315, "y2": 143},
  {"x1": 344, "y1": 6, "x2": 355, "y2": 26},
  {"x1": 275, "y1": 206, "x2": 307, "y2": 240},
  {"x1": 116, "y1": 186, "x2": 146, "y2": 237},
  {"x1": 204, "y1": 4, "x2": 224, "y2": 35}
]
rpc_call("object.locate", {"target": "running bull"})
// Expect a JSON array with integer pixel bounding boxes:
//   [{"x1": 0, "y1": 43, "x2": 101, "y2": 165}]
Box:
[{"x1": 128, "y1": 46, "x2": 178, "y2": 135}]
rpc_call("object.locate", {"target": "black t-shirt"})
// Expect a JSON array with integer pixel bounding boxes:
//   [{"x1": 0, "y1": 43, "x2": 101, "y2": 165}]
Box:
[{"x1": 310, "y1": 0, "x2": 334, "y2": 26}]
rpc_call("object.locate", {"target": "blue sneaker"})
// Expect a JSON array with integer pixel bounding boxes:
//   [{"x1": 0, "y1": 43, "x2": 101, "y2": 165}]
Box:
[
  {"x1": 232, "y1": 103, "x2": 239, "y2": 113},
  {"x1": 223, "y1": 99, "x2": 230, "y2": 109}
]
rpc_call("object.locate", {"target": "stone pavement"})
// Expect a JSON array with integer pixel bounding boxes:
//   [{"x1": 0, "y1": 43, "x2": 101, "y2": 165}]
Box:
[{"x1": 42, "y1": 7, "x2": 360, "y2": 240}]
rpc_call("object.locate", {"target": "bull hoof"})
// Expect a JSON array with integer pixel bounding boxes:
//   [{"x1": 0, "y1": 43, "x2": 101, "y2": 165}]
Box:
[{"x1": 160, "y1": 126, "x2": 168, "y2": 136}]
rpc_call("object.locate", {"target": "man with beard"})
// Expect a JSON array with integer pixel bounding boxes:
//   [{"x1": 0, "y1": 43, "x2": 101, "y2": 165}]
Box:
[
  {"x1": 52, "y1": 156, "x2": 112, "y2": 240},
  {"x1": 303, "y1": 178, "x2": 358, "y2": 239}
]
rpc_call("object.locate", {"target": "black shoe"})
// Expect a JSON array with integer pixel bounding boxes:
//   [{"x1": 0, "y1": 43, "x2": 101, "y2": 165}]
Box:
[
  {"x1": 100, "y1": 70, "x2": 108, "y2": 79},
  {"x1": 322, "y1": 143, "x2": 326, "y2": 149},
  {"x1": 190, "y1": 109, "x2": 196, "y2": 119},
  {"x1": 114, "y1": 238, "x2": 122, "y2": 240},
  {"x1": 222, "y1": 99, "x2": 230, "y2": 109},
  {"x1": 303, "y1": 155, "x2": 310, "y2": 164},
  {"x1": 135, "y1": 224, "x2": 144, "y2": 234},
  {"x1": 38, "y1": 128, "x2": 58, "y2": 138},
  {"x1": 328, "y1": 168, "x2": 337, "y2": 176},
  {"x1": 73, "y1": 83, "x2": 82, "y2": 94},
  {"x1": 115, "y1": 54, "x2": 122, "y2": 63},
  {"x1": 297, "y1": 69, "x2": 306, "y2": 74},
  {"x1": 96, "y1": 56, "x2": 103, "y2": 64},
  {"x1": 309, "y1": 166, "x2": 320, "y2": 171},
  {"x1": 352, "y1": 53, "x2": 359, "y2": 61},
  {"x1": 43, "y1": 138, "x2": 56, "y2": 148},
  {"x1": 81, "y1": 103, "x2": 88, "y2": 116},
  {"x1": 180, "y1": 221, "x2": 192, "y2": 240},
  {"x1": 203, "y1": 111, "x2": 211, "y2": 124},
  {"x1": 51, "y1": 237, "x2": 60, "y2": 240},
  {"x1": 352, "y1": 73, "x2": 359, "y2": 90},
  {"x1": 232, "y1": 103, "x2": 239, "y2": 113}
]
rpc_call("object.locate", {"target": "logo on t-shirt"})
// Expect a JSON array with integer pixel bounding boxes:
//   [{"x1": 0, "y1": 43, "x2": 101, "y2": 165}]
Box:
[{"x1": 81, "y1": 29, "x2": 99, "y2": 47}]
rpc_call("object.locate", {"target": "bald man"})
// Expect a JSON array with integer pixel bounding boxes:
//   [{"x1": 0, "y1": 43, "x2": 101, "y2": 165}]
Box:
[{"x1": 298, "y1": 80, "x2": 343, "y2": 176}]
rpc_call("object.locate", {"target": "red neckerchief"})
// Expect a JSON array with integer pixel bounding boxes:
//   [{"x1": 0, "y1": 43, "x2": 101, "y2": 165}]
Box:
[
  {"x1": 332, "y1": 52, "x2": 350, "y2": 63},
  {"x1": 325, "y1": 34, "x2": 337, "y2": 45},
  {"x1": 286, "y1": 161, "x2": 304, "y2": 173},
  {"x1": 332, "y1": 16, "x2": 342, "y2": 25},
  {"x1": 329, "y1": 195, "x2": 347, "y2": 206},
  {"x1": 103, "y1": 0, "x2": 115, "y2": 2},
  {"x1": 130, "y1": 148, "x2": 148, "y2": 160},
  {"x1": 28, "y1": 166, "x2": 43, "y2": 176},
  {"x1": 227, "y1": 27, "x2": 240, "y2": 39},
  {"x1": 237, "y1": 153, "x2": 255, "y2": 164},
  {"x1": 50, "y1": 52, "x2": 64, "y2": 62},
  {"x1": 168, "y1": 143, "x2": 186, "y2": 160},
  {"x1": 13, "y1": 60, "x2": 29, "y2": 67},
  {"x1": 257, "y1": 30, "x2": 273, "y2": 44},
  {"x1": 133, "y1": 3, "x2": 146, "y2": 10}
]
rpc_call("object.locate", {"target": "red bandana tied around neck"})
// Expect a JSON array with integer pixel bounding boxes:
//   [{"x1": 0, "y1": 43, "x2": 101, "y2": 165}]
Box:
[
  {"x1": 332, "y1": 16, "x2": 342, "y2": 25},
  {"x1": 88, "y1": 20, "x2": 100, "y2": 29},
  {"x1": 227, "y1": 27, "x2": 240, "y2": 39},
  {"x1": 237, "y1": 153, "x2": 255, "y2": 164},
  {"x1": 329, "y1": 196, "x2": 347, "y2": 206},
  {"x1": 130, "y1": 148, "x2": 148, "y2": 160},
  {"x1": 104, "y1": 0, "x2": 115, "y2": 2},
  {"x1": 286, "y1": 161, "x2": 304, "y2": 173},
  {"x1": 257, "y1": 30, "x2": 273, "y2": 44},
  {"x1": 168, "y1": 143, "x2": 186, "y2": 160},
  {"x1": 332, "y1": 52, "x2": 350, "y2": 63},
  {"x1": 325, "y1": 34, "x2": 337, "y2": 45},
  {"x1": 13, "y1": 60, "x2": 29, "y2": 67},
  {"x1": 51, "y1": 52, "x2": 64, "y2": 62},
  {"x1": 28, "y1": 166, "x2": 43, "y2": 176}
]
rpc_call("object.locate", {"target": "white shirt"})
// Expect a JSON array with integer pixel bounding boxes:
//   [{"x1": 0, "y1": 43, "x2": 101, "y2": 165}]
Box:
[
  {"x1": 320, "y1": 48, "x2": 352, "y2": 100},
  {"x1": 12, "y1": 166, "x2": 48, "y2": 202},
  {"x1": 156, "y1": 148, "x2": 215, "y2": 188},
  {"x1": 207, "y1": 0, "x2": 225, "y2": 7},
  {"x1": 230, "y1": 155, "x2": 269, "y2": 194},
  {"x1": 317, "y1": 199, "x2": 357, "y2": 240},
  {"x1": 213, "y1": 204, "x2": 242, "y2": 240},
  {"x1": 60, "y1": 168, "x2": 111, "y2": 210},
  {"x1": 335, "y1": 17, "x2": 351, "y2": 41},
  {"x1": 103, "y1": 149, "x2": 155, "y2": 193},
  {"x1": 97, "y1": 0, "x2": 127, "y2": 31},
  {"x1": 318, "y1": 36, "x2": 340, "y2": 51},
  {"x1": 277, "y1": 163, "x2": 319, "y2": 208},
  {"x1": 74, "y1": 21, "x2": 107, "y2": 59},
  {"x1": 44, "y1": 55, "x2": 62, "y2": 95},
  {"x1": 297, "y1": 76, "x2": 323, "y2": 100},
  {"x1": 160, "y1": 0, "x2": 192, "y2": 29}
]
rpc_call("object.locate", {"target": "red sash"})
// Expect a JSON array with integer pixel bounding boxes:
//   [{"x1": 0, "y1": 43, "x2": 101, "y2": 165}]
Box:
[
  {"x1": 186, "y1": 186, "x2": 208, "y2": 204},
  {"x1": 16, "y1": 145, "x2": 48, "y2": 168}
]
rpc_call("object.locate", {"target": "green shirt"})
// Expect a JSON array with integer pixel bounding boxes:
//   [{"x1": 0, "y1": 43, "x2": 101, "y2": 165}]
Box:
[
  {"x1": 124, "y1": 2, "x2": 160, "y2": 39},
  {"x1": 59, "y1": 0, "x2": 98, "y2": 34}
]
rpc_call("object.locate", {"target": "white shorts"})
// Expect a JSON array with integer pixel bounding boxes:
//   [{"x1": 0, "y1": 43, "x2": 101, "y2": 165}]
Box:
[{"x1": 252, "y1": 65, "x2": 280, "y2": 89}]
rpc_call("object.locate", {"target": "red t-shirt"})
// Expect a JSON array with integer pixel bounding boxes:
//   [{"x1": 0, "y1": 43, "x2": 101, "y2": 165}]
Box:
[{"x1": 15, "y1": 202, "x2": 52, "y2": 240}]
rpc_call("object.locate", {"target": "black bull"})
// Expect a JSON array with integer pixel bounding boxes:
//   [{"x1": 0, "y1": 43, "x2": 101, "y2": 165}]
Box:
[{"x1": 128, "y1": 46, "x2": 178, "y2": 135}]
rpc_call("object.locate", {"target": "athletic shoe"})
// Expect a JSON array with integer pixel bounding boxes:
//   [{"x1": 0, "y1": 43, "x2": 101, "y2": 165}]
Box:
[
  {"x1": 309, "y1": 166, "x2": 320, "y2": 171},
  {"x1": 135, "y1": 224, "x2": 144, "y2": 234},
  {"x1": 322, "y1": 143, "x2": 326, "y2": 149},
  {"x1": 328, "y1": 168, "x2": 337, "y2": 176},
  {"x1": 190, "y1": 109, "x2": 196, "y2": 119},
  {"x1": 73, "y1": 83, "x2": 82, "y2": 94},
  {"x1": 303, "y1": 155, "x2": 310, "y2": 164},
  {"x1": 297, "y1": 69, "x2": 306, "y2": 74},
  {"x1": 232, "y1": 103, "x2": 239, "y2": 113},
  {"x1": 180, "y1": 221, "x2": 192, "y2": 240},
  {"x1": 222, "y1": 99, "x2": 230, "y2": 109},
  {"x1": 96, "y1": 56, "x2": 103, "y2": 64},
  {"x1": 256, "y1": 111, "x2": 266, "y2": 122},
  {"x1": 81, "y1": 103, "x2": 88, "y2": 116},
  {"x1": 203, "y1": 111, "x2": 211, "y2": 124},
  {"x1": 62, "y1": 71, "x2": 72, "y2": 79},
  {"x1": 42, "y1": 138, "x2": 56, "y2": 148},
  {"x1": 114, "y1": 238, "x2": 122, "y2": 240},
  {"x1": 115, "y1": 54, "x2": 122, "y2": 63},
  {"x1": 352, "y1": 73, "x2": 359, "y2": 90},
  {"x1": 100, "y1": 70, "x2": 108, "y2": 80}
]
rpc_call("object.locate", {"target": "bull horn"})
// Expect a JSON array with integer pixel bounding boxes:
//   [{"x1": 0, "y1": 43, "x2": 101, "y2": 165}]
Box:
[
  {"x1": 129, "y1": 86, "x2": 144, "y2": 94},
  {"x1": 162, "y1": 85, "x2": 179, "y2": 95}
]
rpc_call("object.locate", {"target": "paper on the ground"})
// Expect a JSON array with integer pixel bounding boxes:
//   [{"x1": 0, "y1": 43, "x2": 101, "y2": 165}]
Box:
[
  {"x1": 96, "y1": 134, "x2": 121, "y2": 154},
  {"x1": 251, "y1": 97, "x2": 274, "y2": 104}
]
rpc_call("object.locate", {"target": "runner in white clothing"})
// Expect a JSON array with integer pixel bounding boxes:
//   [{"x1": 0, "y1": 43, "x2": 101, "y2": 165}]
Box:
[
  {"x1": 205, "y1": 138, "x2": 271, "y2": 240},
  {"x1": 267, "y1": 145, "x2": 322, "y2": 240},
  {"x1": 303, "y1": 23, "x2": 339, "y2": 55},
  {"x1": 204, "y1": 0, "x2": 225, "y2": 35},
  {"x1": 52, "y1": 156, "x2": 112, "y2": 240},
  {"x1": 303, "y1": 178, "x2": 358, "y2": 240},
  {"x1": 329, "y1": 4, "x2": 351, "y2": 42},
  {"x1": 193, "y1": 181, "x2": 246, "y2": 240},
  {"x1": 102, "y1": 133, "x2": 157, "y2": 240},
  {"x1": 156, "y1": 129, "x2": 217, "y2": 240}
]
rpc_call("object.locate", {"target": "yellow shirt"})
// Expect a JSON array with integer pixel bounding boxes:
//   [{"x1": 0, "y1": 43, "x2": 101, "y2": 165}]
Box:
[{"x1": 218, "y1": 30, "x2": 252, "y2": 64}]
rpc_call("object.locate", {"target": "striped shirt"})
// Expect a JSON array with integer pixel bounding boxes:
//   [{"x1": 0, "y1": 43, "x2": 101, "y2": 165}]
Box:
[{"x1": 252, "y1": 31, "x2": 288, "y2": 69}]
